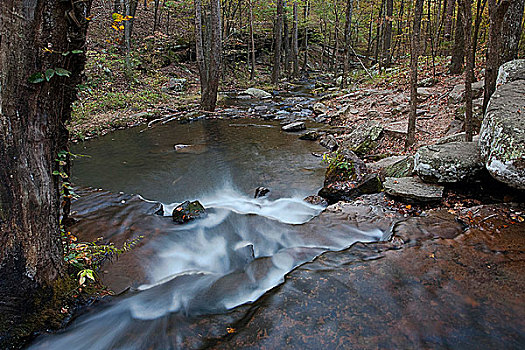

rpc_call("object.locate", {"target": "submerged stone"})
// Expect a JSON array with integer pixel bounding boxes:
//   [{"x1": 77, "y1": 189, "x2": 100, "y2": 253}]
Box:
[{"x1": 282, "y1": 121, "x2": 306, "y2": 132}]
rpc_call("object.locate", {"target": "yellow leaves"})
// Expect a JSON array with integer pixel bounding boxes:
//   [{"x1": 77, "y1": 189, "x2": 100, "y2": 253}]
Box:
[{"x1": 226, "y1": 327, "x2": 236, "y2": 334}]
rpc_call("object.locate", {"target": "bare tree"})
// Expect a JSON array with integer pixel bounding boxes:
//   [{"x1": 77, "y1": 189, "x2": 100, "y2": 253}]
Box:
[
  {"x1": 450, "y1": 3, "x2": 464, "y2": 74},
  {"x1": 248, "y1": 0, "x2": 256, "y2": 79},
  {"x1": 459, "y1": 0, "x2": 475, "y2": 141},
  {"x1": 292, "y1": 0, "x2": 300, "y2": 78},
  {"x1": 195, "y1": 0, "x2": 222, "y2": 111},
  {"x1": 500, "y1": 0, "x2": 525, "y2": 63},
  {"x1": 272, "y1": 0, "x2": 285, "y2": 84},
  {"x1": 406, "y1": 0, "x2": 425, "y2": 148},
  {"x1": 341, "y1": 0, "x2": 355, "y2": 88},
  {"x1": 383, "y1": 0, "x2": 394, "y2": 67}
]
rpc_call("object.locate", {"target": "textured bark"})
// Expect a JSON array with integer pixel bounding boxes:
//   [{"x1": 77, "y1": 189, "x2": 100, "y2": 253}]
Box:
[
  {"x1": 248, "y1": 0, "x2": 256, "y2": 79},
  {"x1": 272, "y1": 0, "x2": 284, "y2": 84},
  {"x1": 341, "y1": 0, "x2": 355, "y2": 88},
  {"x1": 500, "y1": 0, "x2": 524, "y2": 63},
  {"x1": 283, "y1": 3, "x2": 291, "y2": 76},
  {"x1": 450, "y1": 4, "x2": 465, "y2": 74},
  {"x1": 195, "y1": 0, "x2": 222, "y2": 111},
  {"x1": 483, "y1": 0, "x2": 510, "y2": 113},
  {"x1": 0, "y1": 0, "x2": 91, "y2": 345},
  {"x1": 382, "y1": 0, "x2": 394, "y2": 67},
  {"x1": 460, "y1": 0, "x2": 475, "y2": 141},
  {"x1": 406, "y1": 0, "x2": 424, "y2": 148},
  {"x1": 444, "y1": 0, "x2": 456, "y2": 39},
  {"x1": 292, "y1": 0, "x2": 300, "y2": 78}
]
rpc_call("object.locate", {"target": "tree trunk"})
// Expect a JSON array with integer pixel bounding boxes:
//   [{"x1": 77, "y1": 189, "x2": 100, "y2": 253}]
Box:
[
  {"x1": 248, "y1": 0, "x2": 256, "y2": 79},
  {"x1": 302, "y1": 0, "x2": 310, "y2": 73},
  {"x1": 292, "y1": 0, "x2": 300, "y2": 79},
  {"x1": 153, "y1": 0, "x2": 161, "y2": 33},
  {"x1": 374, "y1": 0, "x2": 386, "y2": 66},
  {"x1": 483, "y1": 0, "x2": 510, "y2": 113},
  {"x1": 460, "y1": 0, "x2": 475, "y2": 141},
  {"x1": 272, "y1": 0, "x2": 284, "y2": 84},
  {"x1": 500, "y1": 0, "x2": 524, "y2": 63},
  {"x1": 283, "y1": 2, "x2": 291, "y2": 76},
  {"x1": 342, "y1": 0, "x2": 355, "y2": 88},
  {"x1": 444, "y1": 0, "x2": 456, "y2": 40},
  {"x1": 406, "y1": 0, "x2": 424, "y2": 149},
  {"x1": 383, "y1": 0, "x2": 394, "y2": 67},
  {"x1": 195, "y1": 0, "x2": 222, "y2": 111},
  {"x1": 0, "y1": 0, "x2": 92, "y2": 344},
  {"x1": 450, "y1": 3, "x2": 465, "y2": 74}
]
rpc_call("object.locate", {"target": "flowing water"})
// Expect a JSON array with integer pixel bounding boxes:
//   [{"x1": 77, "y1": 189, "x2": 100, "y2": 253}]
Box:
[{"x1": 28, "y1": 117, "x2": 385, "y2": 349}]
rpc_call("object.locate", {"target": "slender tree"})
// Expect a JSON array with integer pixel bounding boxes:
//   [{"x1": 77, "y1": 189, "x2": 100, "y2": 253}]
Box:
[
  {"x1": 341, "y1": 0, "x2": 355, "y2": 88},
  {"x1": 406, "y1": 0, "x2": 425, "y2": 148},
  {"x1": 383, "y1": 0, "x2": 394, "y2": 67},
  {"x1": 459, "y1": 0, "x2": 475, "y2": 141},
  {"x1": 272, "y1": 0, "x2": 285, "y2": 84},
  {"x1": 195, "y1": 0, "x2": 223, "y2": 111},
  {"x1": 0, "y1": 0, "x2": 92, "y2": 343},
  {"x1": 500, "y1": 0, "x2": 525, "y2": 63},
  {"x1": 483, "y1": 0, "x2": 510, "y2": 113},
  {"x1": 292, "y1": 0, "x2": 300, "y2": 78},
  {"x1": 248, "y1": 0, "x2": 257, "y2": 79},
  {"x1": 450, "y1": 3, "x2": 465, "y2": 74}
]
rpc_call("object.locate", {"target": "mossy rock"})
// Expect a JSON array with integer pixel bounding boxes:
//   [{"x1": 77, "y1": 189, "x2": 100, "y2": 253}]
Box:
[{"x1": 172, "y1": 201, "x2": 206, "y2": 224}]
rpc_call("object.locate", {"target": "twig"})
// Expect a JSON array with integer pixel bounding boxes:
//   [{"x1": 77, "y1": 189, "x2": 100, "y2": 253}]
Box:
[{"x1": 350, "y1": 45, "x2": 374, "y2": 79}]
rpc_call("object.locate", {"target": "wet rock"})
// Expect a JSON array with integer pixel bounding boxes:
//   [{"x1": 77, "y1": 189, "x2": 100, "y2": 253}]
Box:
[
  {"x1": 299, "y1": 130, "x2": 319, "y2": 141},
  {"x1": 479, "y1": 65, "x2": 525, "y2": 189},
  {"x1": 496, "y1": 59, "x2": 525, "y2": 85},
  {"x1": 319, "y1": 134, "x2": 338, "y2": 151},
  {"x1": 448, "y1": 80, "x2": 484, "y2": 104},
  {"x1": 339, "y1": 121, "x2": 383, "y2": 156},
  {"x1": 172, "y1": 200, "x2": 206, "y2": 224},
  {"x1": 314, "y1": 114, "x2": 327, "y2": 123},
  {"x1": 240, "y1": 88, "x2": 272, "y2": 99},
  {"x1": 304, "y1": 195, "x2": 328, "y2": 207},
  {"x1": 369, "y1": 155, "x2": 414, "y2": 179},
  {"x1": 174, "y1": 144, "x2": 191, "y2": 151},
  {"x1": 313, "y1": 102, "x2": 329, "y2": 115},
  {"x1": 254, "y1": 187, "x2": 270, "y2": 198},
  {"x1": 282, "y1": 121, "x2": 306, "y2": 132},
  {"x1": 323, "y1": 149, "x2": 368, "y2": 185},
  {"x1": 384, "y1": 176, "x2": 444, "y2": 202},
  {"x1": 414, "y1": 142, "x2": 484, "y2": 183},
  {"x1": 319, "y1": 173, "x2": 383, "y2": 204}
]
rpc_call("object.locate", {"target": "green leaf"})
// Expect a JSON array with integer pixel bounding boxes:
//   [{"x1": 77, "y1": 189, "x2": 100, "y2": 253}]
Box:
[
  {"x1": 62, "y1": 51, "x2": 70, "y2": 56},
  {"x1": 45, "y1": 69, "x2": 55, "y2": 81},
  {"x1": 71, "y1": 50, "x2": 83, "y2": 54},
  {"x1": 55, "y1": 68, "x2": 71, "y2": 77},
  {"x1": 28, "y1": 72, "x2": 45, "y2": 84}
]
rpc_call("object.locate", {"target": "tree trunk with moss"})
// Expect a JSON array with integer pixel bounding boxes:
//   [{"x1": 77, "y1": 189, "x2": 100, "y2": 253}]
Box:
[{"x1": 0, "y1": 0, "x2": 92, "y2": 346}]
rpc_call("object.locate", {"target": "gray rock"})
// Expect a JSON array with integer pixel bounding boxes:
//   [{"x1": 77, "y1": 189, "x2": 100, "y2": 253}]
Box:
[
  {"x1": 319, "y1": 134, "x2": 338, "y2": 151},
  {"x1": 417, "y1": 87, "x2": 434, "y2": 101},
  {"x1": 384, "y1": 177, "x2": 444, "y2": 202},
  {"x1": 299, "y1": 130, "x2": 319, "y2": 141},
  {"x1": 414, "y1": 142, "x2": 484, "y2": 183},
  {"x1": 165, "y1": 78, "x2": 187, "y2": 92},
  {"x1": 496, "y1": 59, "x2": 525, "y2": 85},
  {"x1": 418, "y1": 77, "x2": 437, "y2": 87},
  {"x1": 282, "y1": 121, "x2": 306, "y2": 132},
  {"x1": 445, "y1": 119, "x2": 464, "y2": 136},
  {"x1": 313, "y1": 102, "x2": 329, "y2": 115},
  {"x1": 435, "y1": 132, "x2": 467, "y2": 144},
  {"x1": 340, "y1": 121, "x2": 384, "y2": 156},
  {"x1": 369, "y1": 156, "x2": 414, "y2": 179},
  {"x1": 448, "y1": 80, "x2": 485, "y2": 104},
  {"x1": 319, "y1": 173, "x2": 382, "y2": 204},
  {"x1": 480, "y1": 74, "x2": 525, "y2": 189},
  {"x1": 240, "y1": 88, "x2": 272, "y2": 99}
]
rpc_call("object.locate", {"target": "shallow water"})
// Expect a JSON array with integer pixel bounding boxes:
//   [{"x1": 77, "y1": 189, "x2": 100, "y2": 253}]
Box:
[{"x1": 28, "y1": 118, "x2": 385, "y2": 349}]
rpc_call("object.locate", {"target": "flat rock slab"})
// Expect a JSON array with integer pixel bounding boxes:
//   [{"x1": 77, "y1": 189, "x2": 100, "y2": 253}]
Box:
[
  {"x1": 384, "y1": 176, "x2": 444, "y2": 202},
  {"x1": 240, "y1": 87, "x2": 272, "y2": 99},
  {"x1": 282, "y1": 121, "x2": 306, "y2": 132},
  {"x1": 414, "y1": 142, "x2": 484, "y2": 183}
]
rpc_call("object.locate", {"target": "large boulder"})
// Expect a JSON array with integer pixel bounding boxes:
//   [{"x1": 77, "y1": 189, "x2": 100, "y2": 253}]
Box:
[
  {"x1": 368, "y1": 155, "x2": 414, "y2": 180},
  {"x1": 414, "y1": 142, "x2": 485, "y2": 183},
  {"x1": 384, "y1": 177, "x2": 444, "y2": 202},
  {"x1": 172, "y1": 200, "x2": 206, "y2": 224},
  {"x1": 339, "y1": 121, "x2": 383, "y2": 156},
  {"x1": 479, "y1": 60, "x2": 525, "y2": 189}
]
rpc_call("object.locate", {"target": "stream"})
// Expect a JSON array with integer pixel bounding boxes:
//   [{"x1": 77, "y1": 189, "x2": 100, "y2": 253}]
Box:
[{"x1": 27, "y1": 86, "x2": 525, "y2": 349}]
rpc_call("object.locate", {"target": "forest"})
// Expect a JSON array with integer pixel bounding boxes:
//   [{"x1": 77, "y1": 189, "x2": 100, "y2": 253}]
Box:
[{"x1": 0, "y1": 0, "x2": 524, "y2": 348}]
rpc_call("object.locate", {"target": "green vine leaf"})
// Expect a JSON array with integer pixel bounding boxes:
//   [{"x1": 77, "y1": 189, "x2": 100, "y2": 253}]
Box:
[
  {"x1": 45, "y1": 69, "x2": 56, "y2": 81},
  {"x1": 28, "y1": 72, "x2": 45, "y2": 84},
  {"x1": 55, "y1": 68, "x2": 72, "y2": 77}
]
